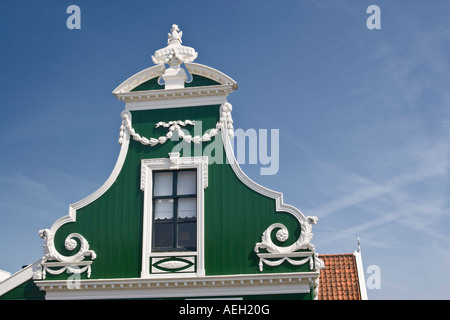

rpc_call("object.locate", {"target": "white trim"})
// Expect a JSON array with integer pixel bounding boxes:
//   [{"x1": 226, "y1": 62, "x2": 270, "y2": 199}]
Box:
[
  {"x1": 140, "y1": 154, "x2": 208, "y2": 278},
  {"x1": 113, "y1": 64, "x2": 165, "y2": 94},
  {"x1": 36, "y1": 272, "x2": 317, "y2": 300},
  {"x1": 0, "y1": 261, "x2": 41, "y2": 296},
  {"x1": 354, "y1": 249, "x2": 368, "y2": 300},
  {"x1": 184, "y1": 62, "x2": 238, "y2": 90}
]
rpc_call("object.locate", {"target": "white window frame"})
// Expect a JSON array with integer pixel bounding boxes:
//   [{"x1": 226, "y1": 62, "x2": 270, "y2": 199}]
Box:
[{"x1": 140, "y1": 152, "x2": 208, "y2": 278}]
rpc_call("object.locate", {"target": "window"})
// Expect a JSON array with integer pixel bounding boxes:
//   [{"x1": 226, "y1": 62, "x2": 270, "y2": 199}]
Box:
[
  {"x1": 140, "y1": 153, "x2": 208, "y2": 278},
  {"x1": 152, "y1": 170, "x2": 197, "y2": 251}
]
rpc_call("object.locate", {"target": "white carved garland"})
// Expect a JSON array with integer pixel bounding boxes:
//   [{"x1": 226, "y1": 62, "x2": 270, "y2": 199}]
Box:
[
  {"x1": 34, "y1": 229, "x2": 97, "y2": 280},
  {"x1": 119, "y1": 102, "x2": 233, "y2": 146}
]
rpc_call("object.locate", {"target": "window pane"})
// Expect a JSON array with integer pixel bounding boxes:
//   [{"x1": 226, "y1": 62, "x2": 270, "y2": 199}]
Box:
[
  {"x1": 154, "y1": 199, "x2": 173, "y2": 220},
  {"x1": 178, "y1": 222, "x2": 196, "y2": 249},
  {"x1": 177, "y1": 171, "x2": 196, "y2": 195},
  {"x1": 154, "y1": 223, "x2": 173, "y2": 248},
  {"x1": 154, "y1": 172, "x2": 173, "y2": 196},
  {"x1": 178, "y1": 198, "x2": 196, "y2": 220}
]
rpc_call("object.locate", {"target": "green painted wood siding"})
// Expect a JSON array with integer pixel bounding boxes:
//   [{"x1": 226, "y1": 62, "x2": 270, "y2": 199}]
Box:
[
  {"x1": 0, "y1": 279, "x2": 45, "y2": 300},
  {"x1": 47, "y1": 104, "x2": 309, "y2": 280}
]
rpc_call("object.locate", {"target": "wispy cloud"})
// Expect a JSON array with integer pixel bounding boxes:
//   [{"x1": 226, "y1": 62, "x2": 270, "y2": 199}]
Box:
[
  {"x1": 0, "y1": 170, "x2": 66, "y2": 221},
  {"x1": 308, "y1": 144, "x2": 449, "y2": 218},
  {"x1": 0, "y1": 169, "x2": 100, "y2": 223}
]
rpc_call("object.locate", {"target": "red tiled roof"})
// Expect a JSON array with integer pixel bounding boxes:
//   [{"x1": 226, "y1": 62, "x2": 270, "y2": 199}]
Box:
[{"x1": 318, "y1": 254, "x2": 362, "y2": 300}]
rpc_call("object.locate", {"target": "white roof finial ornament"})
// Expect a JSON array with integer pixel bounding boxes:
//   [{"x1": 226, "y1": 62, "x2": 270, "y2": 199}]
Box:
[
  {"x1": 151, "y1": 24, "x2": 198, "y2": 89},
  {"x1": 168, "y1": 24, "x2": 182, "y2": 44},
  {"x1": 152, "y1": 24, "x2": 198, "y2": 67}
]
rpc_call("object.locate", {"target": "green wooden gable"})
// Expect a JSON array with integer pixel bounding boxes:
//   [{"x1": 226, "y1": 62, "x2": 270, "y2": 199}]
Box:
[{"x1": 0, "y1": 24, "x2": 324, "y2": 300}]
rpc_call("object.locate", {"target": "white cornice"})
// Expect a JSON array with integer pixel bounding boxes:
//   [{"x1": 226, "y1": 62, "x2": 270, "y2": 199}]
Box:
[
  {"x1": 36, "y1": 272, "x2": 318, "y2": 300},
  {"x1": 117, "y1": 85, "x2": 233, "y2": 110}
]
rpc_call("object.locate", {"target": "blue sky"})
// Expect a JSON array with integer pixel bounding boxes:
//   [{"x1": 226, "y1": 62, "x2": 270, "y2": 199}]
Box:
[{"x1": 1, "y1": 1, "x2": 449, "y2": 299}]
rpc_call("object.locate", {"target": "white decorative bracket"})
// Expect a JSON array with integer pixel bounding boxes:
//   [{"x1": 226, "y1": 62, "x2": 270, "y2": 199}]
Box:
[
  {"x1": 34, "y1": 229, "x2": 97, "y2": 280},
  {"x1": 169, "y1": 152, "x2": 180, "y2": 170},
  {"x1": 254, "y1": 218, "x2": 325, "y2": 272}
]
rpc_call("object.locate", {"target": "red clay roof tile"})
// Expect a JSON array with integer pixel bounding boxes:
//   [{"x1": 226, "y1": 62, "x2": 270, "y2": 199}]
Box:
[{"x1": 318, "y1": 253, "x2": 362, "y2": 300}]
